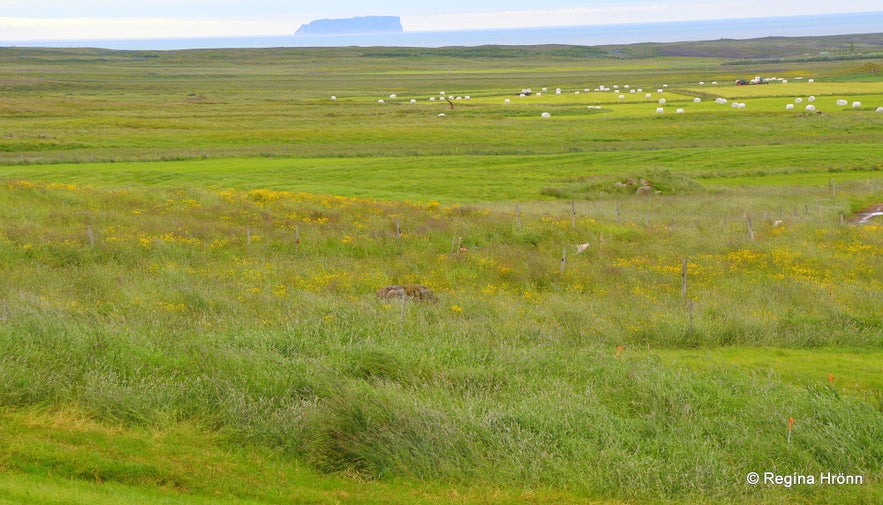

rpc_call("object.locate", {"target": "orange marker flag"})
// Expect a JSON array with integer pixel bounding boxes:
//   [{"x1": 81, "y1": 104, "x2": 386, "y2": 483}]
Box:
[
  {"x1": 615, "y1": 345, "x2": 624, "y2": 357},
  {"x1": 827, "y1": 373, "x2": 834, "y2": 385},
  {"x1": 787, "y1": 417, "x2": 794, "y2": 445}
]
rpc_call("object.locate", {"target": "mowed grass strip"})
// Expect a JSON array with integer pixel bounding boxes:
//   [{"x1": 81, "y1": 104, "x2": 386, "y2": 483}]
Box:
[
  {"x1": 1, "y1": 143, "x2": 881, "y2": 203},
  {"x1": 658, "y1": 348, "x2": 883, "y2": 398},
  {"x1": 2, "y1": 408, "x2": 607, "y2": 505}
]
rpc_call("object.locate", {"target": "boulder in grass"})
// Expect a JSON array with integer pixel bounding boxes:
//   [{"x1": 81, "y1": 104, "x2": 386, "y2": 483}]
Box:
[{"x1": 376, "y1": 284, "x2": 436, "y2": 302}]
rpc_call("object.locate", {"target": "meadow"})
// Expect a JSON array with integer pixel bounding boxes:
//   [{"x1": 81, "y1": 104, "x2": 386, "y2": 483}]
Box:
[{"x1": 0, "y1": 40, "x2": 881, "y2": 504}]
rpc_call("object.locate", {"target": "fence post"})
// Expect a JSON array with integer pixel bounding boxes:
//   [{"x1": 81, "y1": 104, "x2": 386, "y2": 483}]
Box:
[{"x1": 682, "y1": 258, "x2": 688, "y2": 300}]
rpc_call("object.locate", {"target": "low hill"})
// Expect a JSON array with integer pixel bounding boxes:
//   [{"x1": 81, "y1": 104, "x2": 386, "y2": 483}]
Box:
[{"x1": 600, "y1": 32, "x2": 883, "y2": 59}]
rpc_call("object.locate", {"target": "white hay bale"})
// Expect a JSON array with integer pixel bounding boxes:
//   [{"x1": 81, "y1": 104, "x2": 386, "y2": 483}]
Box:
[
  {"x1": 876, "y1": 107, "x2": 883, "y2": 113},
  {"x1": 658, "y1": 98, "x2": 666, "y2": 104},
  {"x1": 656, "y1": 107, "x2": 664, "y2": 113},
  {"x1": 805, "y1": 104, "x2": 816, "y2": 112},
  {"x1": 836, "y1": 99, "x2": 848, "y2": 106},
  {"x1": 676, "y1": 108, "x2": 685, "y2": 114},
  {"x1": 504, "y1": 98, "x2": 511, "y2": 104},
  {"x1": 693, "y1": 97, "x2": 701, "y2": 103},
  {"x1": 541, "y1": 112, "x2": 551, "y2": 118},
  {"x1": 330, "y1": 96, "x2": 337, "y2": 100},
  {"x1": 389, "y1": 94, "x2": 397, "y2": 99},
  {"x1": 794, "y1": 98, "x2": 803, "y2": 103},
  {"x1": 807, "y1": 96, "x2": 815, "y2": 102},
  {"x1": 786, "y1": 103, "x2": 794, "y2": 110},
  {"x1": 378, "y1": 99, "x2": 385, "y2": 104},
  {"x1": 852, "y1": 101, "x2": 862, "y2": 108}
]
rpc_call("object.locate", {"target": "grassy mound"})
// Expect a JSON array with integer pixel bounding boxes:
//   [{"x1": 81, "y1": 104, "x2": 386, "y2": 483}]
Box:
[{"x1": 541, "y1": 168, "x2": 709, "y2": 199}]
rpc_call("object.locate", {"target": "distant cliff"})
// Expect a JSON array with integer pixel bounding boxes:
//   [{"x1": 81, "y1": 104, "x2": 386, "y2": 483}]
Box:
[{"x1": 295, "y1": 16, "x2": 403, "y2": 36}]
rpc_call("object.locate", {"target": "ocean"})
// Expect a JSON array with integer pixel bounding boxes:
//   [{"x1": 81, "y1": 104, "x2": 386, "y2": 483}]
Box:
[{"x1": 3, "y1": 11, "x2": 882, "y2": 51}]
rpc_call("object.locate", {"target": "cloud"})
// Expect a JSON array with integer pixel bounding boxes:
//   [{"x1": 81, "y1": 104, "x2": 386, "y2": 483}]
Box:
[
  {"x1": 402, "y1": 1, "x2": 883, "y2": 31},
  {"x1": 0, "y1": 16, "x2": 296, "y2": 40},
  {"x1": 1, "y1": 1, "x2": 880, "y2": 41}
]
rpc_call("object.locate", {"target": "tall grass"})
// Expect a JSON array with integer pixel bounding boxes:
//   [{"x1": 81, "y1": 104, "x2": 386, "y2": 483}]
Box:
[{"x1": 0, "y1": 179, "x2": 879, "y2": 502}]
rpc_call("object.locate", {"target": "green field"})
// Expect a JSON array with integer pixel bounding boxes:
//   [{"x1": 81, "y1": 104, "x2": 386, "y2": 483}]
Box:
[{"x1": 0, "y1": 38, "x2": 881, "y2": 504}]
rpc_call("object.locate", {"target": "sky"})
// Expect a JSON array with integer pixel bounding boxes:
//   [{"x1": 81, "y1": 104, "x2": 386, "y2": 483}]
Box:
[{"x1": 1, "y1": 0, "x2": 881, "y2": 41}]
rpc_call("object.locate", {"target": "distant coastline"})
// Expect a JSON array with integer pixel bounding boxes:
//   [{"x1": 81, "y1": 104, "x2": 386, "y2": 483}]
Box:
[{"x1": 3, "y1": 11, "x2": 881, "y2": 50}]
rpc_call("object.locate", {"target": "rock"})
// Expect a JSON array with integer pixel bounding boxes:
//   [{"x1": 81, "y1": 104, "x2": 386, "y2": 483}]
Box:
[{"x1": 376, "y1": 284, "x2": 436, "y2": 301}]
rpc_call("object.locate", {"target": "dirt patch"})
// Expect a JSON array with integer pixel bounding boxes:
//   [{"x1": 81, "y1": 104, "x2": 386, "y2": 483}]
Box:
[{"x1": 851, "y1": 203, "x2": 883, "y2": 224}]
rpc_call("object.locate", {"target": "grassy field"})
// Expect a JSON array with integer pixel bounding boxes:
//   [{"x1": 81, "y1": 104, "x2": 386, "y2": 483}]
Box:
[{"x1": 0, "y1": 38, "x2": 881, "y2": 504}]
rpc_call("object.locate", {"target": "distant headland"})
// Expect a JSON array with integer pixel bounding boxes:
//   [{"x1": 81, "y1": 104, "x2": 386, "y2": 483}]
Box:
[{"x1": 295, "y1": 16, "x2": 404, "y2": 36}]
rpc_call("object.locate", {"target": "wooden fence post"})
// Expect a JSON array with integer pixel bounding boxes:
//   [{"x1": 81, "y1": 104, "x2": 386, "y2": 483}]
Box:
[{"x1": 682, "y1": 258, "x2": 688, "y2": 300}]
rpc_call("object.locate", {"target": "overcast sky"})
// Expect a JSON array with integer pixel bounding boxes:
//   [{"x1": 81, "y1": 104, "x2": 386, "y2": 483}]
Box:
[{"x1": 2, "y1": 0, "x2": 881, "y2": 41}]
